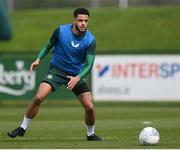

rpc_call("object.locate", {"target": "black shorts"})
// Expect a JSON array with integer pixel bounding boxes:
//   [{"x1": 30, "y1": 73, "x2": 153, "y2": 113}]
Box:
[{"x1": 41, "y1": 65, "x2": 90, "y2": 96}]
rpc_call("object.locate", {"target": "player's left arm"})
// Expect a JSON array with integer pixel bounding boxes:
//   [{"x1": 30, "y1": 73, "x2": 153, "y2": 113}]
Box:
[
  {"x1": 78, "y1": 40, "x2": 96, "y2": 79},
  {"x1": 67, "y1": 40, "x2": 96, "y2": 90}
]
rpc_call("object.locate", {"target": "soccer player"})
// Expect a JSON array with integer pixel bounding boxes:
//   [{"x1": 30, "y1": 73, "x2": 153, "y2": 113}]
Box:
[{"x1": 7, "y1": 8, "x2": 102, "y2": 141}]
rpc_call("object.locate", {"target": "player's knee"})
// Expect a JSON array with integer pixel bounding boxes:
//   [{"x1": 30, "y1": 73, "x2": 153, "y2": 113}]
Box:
[
  {"x1": 85, "y1": 103, "x2": 94, "y2": 114},
  {"x1": 34, "y1": 95, "x2": 44, "y2": 105}
]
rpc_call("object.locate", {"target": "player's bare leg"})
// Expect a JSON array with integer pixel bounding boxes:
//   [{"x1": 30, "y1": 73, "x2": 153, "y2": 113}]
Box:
[
  {"x1": 78, "y1": 92, "x2": 95, "y2": 125},
  {"x1": 26, "y1": 82, "x2": 52, "y2": 119},
  {"x1": 78, "y1": 92, "x2": 102, "y2": 141},
  {"x1": 7, "y1": 82, "x2": 52, "y2": 138}
]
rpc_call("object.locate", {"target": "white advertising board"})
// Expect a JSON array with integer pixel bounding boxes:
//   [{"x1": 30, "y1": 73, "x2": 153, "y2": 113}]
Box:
[{"x1": 92, "y1": 55, "x2": 180, "y2": 101}]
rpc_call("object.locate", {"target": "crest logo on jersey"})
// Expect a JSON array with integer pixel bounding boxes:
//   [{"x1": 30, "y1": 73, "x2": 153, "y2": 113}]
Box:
[
  {"x1": 47, "y1": 75, "x2": 53, "y2": 79},
  {"x1": 71, "y1": 41, "x2": 80, "y2": 48}
]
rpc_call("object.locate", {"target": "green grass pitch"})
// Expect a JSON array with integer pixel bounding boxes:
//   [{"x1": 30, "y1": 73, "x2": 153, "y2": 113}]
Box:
[{"x1": 0, "y1": 100, "x2": 180, "y2": 149}]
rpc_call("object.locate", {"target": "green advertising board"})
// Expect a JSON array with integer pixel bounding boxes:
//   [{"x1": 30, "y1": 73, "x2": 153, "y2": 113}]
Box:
[{"x1": 0, "y1": 53, "x2": 90, "y2": 100}]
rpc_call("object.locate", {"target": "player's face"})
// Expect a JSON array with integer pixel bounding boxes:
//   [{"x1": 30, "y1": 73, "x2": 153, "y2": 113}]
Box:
[{"x1": 74, "y1": 14, "x2": 89, "y2": 34}]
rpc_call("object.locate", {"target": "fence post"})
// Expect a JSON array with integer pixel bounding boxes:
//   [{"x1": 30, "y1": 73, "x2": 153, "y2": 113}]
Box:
[{"x1": 119, "y1": 0, "x2": 128, "y2": 9}]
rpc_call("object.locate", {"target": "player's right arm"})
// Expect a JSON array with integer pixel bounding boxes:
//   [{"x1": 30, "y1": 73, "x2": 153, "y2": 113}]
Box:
[{"x1": 30, "y1": 28, "x2": 59, "y2": 72}]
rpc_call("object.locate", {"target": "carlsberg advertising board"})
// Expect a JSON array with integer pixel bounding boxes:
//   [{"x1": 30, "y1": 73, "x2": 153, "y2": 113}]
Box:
[
  {"x1": 0, "y1": 53, "x2": 76, "y2": 100},
  {"x1": 0, "y1": 60, "x2": 36, "y2": 96}
]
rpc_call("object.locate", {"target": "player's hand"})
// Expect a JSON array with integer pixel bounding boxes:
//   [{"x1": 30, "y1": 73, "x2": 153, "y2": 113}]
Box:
[
  {"x1": 66, "y1": 75, "x2": 80, "y2": 90},
  {"x1": 30, "y1": 58, "x2": 40, "y2": 73}
]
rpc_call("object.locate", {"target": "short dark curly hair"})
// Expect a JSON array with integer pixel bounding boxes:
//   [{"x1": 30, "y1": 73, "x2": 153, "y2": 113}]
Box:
[{"x1": 73, "y1": 8, "x2": 90, "y2": 18}]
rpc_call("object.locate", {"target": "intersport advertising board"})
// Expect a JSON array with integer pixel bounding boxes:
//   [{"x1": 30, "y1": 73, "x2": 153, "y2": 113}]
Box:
[{"x1": 92, "y1": 55, "x2": 180, "y2": 101}]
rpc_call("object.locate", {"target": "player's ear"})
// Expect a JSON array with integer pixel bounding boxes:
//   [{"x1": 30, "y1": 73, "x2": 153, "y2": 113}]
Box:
[{"x1": 73, "y1": 17, "x2": 76, "y2": 24}]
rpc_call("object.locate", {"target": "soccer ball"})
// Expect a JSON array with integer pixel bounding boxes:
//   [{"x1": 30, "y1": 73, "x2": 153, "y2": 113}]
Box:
[{"x1": 139, "y1": 127, "x2": 160, "y2": 145}]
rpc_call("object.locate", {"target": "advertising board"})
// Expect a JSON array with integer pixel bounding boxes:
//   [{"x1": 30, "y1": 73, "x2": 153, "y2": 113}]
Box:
[{"x1": 92, "y1": 55, "x2": 180, "y2": 101}]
